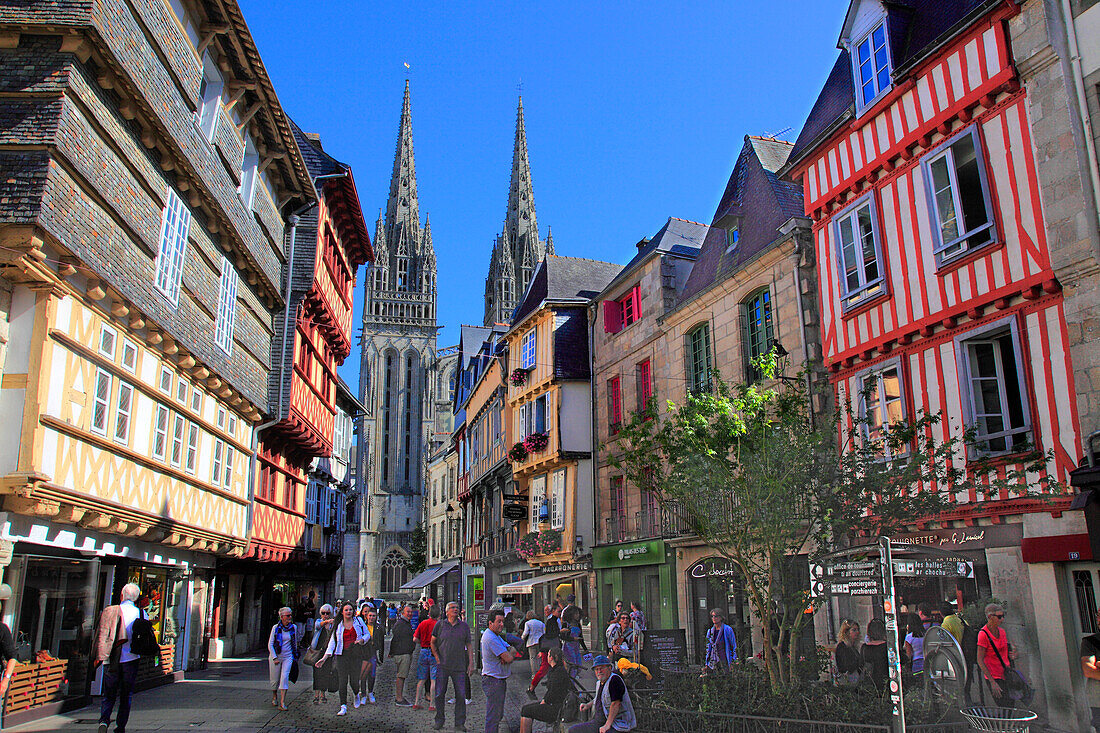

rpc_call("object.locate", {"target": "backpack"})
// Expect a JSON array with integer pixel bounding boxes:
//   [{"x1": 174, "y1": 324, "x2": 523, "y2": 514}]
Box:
[
  {"x1": 129, "y1": 610, "x2": 161, "y2": 657},
  {"x1": 961, "y1": 622, "x2": 979, "y2": 665}
]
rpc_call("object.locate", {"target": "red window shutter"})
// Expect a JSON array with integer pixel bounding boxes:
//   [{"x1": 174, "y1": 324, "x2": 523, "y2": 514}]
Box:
[
  {"x1": 631, "y1": 286, "x2": 641, "y2": 322},
  {"x1": 603, "y1": 300, "x2": 623, "y2": 333}
]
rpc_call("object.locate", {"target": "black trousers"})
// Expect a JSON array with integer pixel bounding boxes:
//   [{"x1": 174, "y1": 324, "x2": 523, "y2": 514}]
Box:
[
  {"x1": 336, "y1": 653, "x2": 361, "y2": 705},
  {"x1": 99, "y1": 659, "x2": 139, "y2": 733}
]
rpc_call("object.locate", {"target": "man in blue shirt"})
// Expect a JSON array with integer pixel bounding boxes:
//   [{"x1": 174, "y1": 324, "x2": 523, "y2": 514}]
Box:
[
  {"x1": 480, "y1": 609, "x2": 515, "y2": 733},
  {"x1": 702, "y1": 608, "x2": 737, "y2": 675}
]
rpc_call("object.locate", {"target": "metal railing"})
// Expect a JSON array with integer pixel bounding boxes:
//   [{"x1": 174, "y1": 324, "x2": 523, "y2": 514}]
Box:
[{"x1": 602, "y1": 503, "x2": 692, "y2": 545}]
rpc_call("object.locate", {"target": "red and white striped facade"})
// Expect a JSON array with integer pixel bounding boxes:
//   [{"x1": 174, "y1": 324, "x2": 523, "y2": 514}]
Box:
[{"x1": 789, "y1": 3, "x2": 1081, "y2": 508}]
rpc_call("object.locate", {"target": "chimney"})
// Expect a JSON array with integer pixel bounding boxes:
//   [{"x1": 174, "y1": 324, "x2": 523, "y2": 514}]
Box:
[
  {"x1": 304, "y1": 132, "x2": 322, "y2": 149},
  {"x1": 636, "y1": 237, "x2": 651, "y2": 252}
]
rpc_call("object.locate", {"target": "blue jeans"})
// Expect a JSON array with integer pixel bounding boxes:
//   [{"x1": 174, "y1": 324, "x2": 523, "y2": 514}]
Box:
[
  {"x1": 482, "y1": 675, "x2": 507, "y2": 733},
  {"x1": 435, "y1": 668, "x2": 466, "y2": 728},
  {"x1": 100, "y1": 659, "x2": 139, "y2": 732}
]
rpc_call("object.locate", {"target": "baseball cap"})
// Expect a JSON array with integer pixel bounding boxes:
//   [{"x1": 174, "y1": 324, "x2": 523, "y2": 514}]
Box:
[{"x1": 591, "y1": 655, "x2": 612, "y2": 668}]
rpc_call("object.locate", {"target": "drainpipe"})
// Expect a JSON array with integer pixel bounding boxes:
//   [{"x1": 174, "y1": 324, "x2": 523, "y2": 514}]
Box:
[
  {"x1": 1060, "y1": 0, "x2": 1100, "y2": 250},
  {"x1": 787, "y1": 223, "x2": 815, "y2": 431}
]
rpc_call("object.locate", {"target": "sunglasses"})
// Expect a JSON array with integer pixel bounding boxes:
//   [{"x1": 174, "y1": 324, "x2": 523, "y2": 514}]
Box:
[{"x1": 991, "y1": 613, "x2": 1005, "y2": 619}]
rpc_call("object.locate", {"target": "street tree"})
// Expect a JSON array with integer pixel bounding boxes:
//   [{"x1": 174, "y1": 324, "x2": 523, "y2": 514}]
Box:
[{"x1": 609, "y1": 352, "x2": 1058, "y2": 692}]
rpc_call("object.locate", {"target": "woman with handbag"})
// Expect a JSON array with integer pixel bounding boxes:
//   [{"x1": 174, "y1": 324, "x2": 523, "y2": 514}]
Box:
[
  {"x1": 316, "y1": 602, "x2": 369, "y2": 716},
  {"x1": 268, "y1": 607, "x2": 299, "y2": 710},
  {"x1": 976, "y1": 603, "x2": 1020, "y2": 708},
  {"x1": 306, "y1": 604, "x2": 336, "y2": 704}
]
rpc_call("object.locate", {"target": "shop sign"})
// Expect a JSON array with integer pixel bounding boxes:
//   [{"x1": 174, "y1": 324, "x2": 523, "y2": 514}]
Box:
[
  {"x1": 502, "y1": 504, "x2": 526, "y2": 520},
  {"x1": 893, "y1": 524, "x2": 1021, "y2": 550},
  {"x1": 546, "y1": 562, "x2": 592, "y2": 573},
  {"x1": 688, "y1": 557, "x2": 739, "y2": 579},
  {"x1": 594, "y1": 539, "x2": 665, "y2": 568}
]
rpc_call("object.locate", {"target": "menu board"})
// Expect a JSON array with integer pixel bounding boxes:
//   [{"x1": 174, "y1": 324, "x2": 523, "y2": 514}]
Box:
[{"x1": 641, "y1": 628, "x2": 687, "y2": 684}]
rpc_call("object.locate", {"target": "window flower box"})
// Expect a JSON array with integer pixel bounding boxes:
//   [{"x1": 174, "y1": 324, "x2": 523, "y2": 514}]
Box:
[
  {"x1": 516, "y1": 529, "x2": 562, "y2": 559},
  {"x1": 523, "y1": 431, "x2": 549, "y2": 453},
  {"x1": 510, "y1": 368, "x2": 530, "y2": 387},
  {"x1": 508, "y1": 442, "x2": 529, "y2": 463}
]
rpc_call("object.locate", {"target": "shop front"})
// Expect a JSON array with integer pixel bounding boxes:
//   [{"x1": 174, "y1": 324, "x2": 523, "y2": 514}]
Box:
[
  {"x1": 593, "y1": 539, "x2": 676, "y2": 636},
  {"x1": 494, "y1": 564, "x2": 592, "y2": 619},
  {"x1": 682, "y1": 556, "x2": 755, "y2": 664},
  {"x1": 0, "y1": 513, "x2": 205, "y2": 727}
]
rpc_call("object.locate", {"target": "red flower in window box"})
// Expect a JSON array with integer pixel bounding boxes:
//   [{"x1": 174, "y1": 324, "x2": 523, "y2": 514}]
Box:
[
  {"x1": 510, "y1": 368, "x2": 530, "y2": 386},
  {"x1": 509, "y1": 442, "x2": 529, "y2": 462},
  {"x1": 523, "y1": 431, "x2": 549, "y2": 453}
]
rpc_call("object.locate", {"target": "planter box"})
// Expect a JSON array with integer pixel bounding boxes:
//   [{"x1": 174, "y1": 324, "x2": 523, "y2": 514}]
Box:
[{"x1": 3, "y1": 658, "x2": 68, "y2": 715}]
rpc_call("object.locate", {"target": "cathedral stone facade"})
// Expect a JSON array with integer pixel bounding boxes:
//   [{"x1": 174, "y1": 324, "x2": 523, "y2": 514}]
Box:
[
  {"x1": 484, "y1": 98, "x2": 554, "y2": 326},
  {"x1": 354, "y1": 82, "x2": 439, "y2": 598}
]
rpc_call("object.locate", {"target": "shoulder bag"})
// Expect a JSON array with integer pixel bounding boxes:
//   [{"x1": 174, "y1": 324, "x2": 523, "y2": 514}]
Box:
[{"x1": 981, "y1": 627, "x2": 1033, "y2": 706}]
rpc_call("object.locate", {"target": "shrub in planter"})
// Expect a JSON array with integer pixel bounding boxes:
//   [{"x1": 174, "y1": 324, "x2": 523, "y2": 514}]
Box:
[
  {"x1": 537, "y1": 528, "x2": 562, "y2": 554},
  {"x1": 508, "y1": 442, "x2": 529, "y2": 462},
  {"x1": 510, "y1": 368, "x2": 529, "y2": 386},
  {"x1": 516, "y1": 532, "x2": 541, "y2": 560},
  {"x1": 523, "y1": 431, "x2": 549, "y2": 452}
]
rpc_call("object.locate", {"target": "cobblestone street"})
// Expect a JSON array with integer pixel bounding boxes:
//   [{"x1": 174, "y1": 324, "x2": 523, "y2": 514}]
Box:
[{"x1": 5, "y1": 653, "x2": 595, "y2": 733}]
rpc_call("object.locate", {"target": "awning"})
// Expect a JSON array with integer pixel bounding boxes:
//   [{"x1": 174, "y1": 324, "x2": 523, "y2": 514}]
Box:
[
  {"x1": 1021, "y1": 533, "x2": 1093, "y2": 563},
  {"x1": 400, "y1": 560, "x2": 460, "y2": 590},
  {"x1": 495, "y1": 570, "x2": 584, "y2": 595}
]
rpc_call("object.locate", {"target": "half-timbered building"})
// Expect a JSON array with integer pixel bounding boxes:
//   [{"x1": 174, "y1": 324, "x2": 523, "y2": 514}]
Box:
[{"x1": 783, "y1": 0, "x2": 1083, "y2": 724}]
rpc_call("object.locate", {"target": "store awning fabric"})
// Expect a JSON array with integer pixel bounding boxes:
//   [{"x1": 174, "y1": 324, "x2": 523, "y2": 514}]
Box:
[
  {"x1": 495, "y1": 570, "x2": 584, "y2": 595},
  {"x1": 401, "y1": 560, "x2": 460, "y2": 590}
]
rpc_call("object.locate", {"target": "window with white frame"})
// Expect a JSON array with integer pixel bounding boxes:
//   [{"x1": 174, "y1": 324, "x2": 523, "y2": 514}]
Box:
[
  {"x1": 854, "y1": 21, "x2": 891, "y2": 109},
  {"x1": 924, "y1": 128, "x2": 996, "y2": 263},
  {"x1": 159, "y1": 366, "x2": 172, "y2": 394},
  {"x1": 215, "y1": 255, "x2": 238, "y2": 355},
  {"x1": 834, "y1": 196, "x2": 884, "y2": 309},
  {"x1": 99, "y1": 325, "x2": 117, "y2": 359},
  {"x1": 114, "y1": 382, "x2": 133, "y2": 444},
  {"x1": 858, "y1": 363, "x2": 907, "y2": 460},
  {"x1": 176, "y1": 377, "x2": 188, "y2": 404},
  {"x1": 197, "y1": 53, "x2": 223, "y2": 142},
  {"x1": 91, "y1": 369, "x2": 112, "y2": 436},
  {"x1": 958, "y1": 321, "x2": 1030, "y2": 456},
  {"x1": 121, "y1": 339, "x2": 138, "y2": 372},
  {"x1": 725, "y1": 226, "x2": 739, "y2": 253},
  {"x1": 240, "y1": 133, "x2": 259, "y2": 208},
  {"x1": 170, "y1": 413, "x2": 185, "y2": 467},
  {"x1": 223, "y1": 445, "x2": 235, "y2": 487},
  {"x1": 154, "y1": 187, "x2": 190, "y2": 305},
  {"x1": 190, "y1": 387, "x2": 202, "y2": 415},
  {"x1": 185, "y1": 423, "x2": 199, "y2": 474},
  {"x1": 212, "y1": 439, "x2": 223, "y2": 485},
  {"x1": 521, "y1": 328, "x2": 537, "y2": 370},
  {"x1": 550, "y1": 468, "x2": 565, "y2": 530},
  {"x1": 530, "y1": 474, "x2": 547, "y2": 527},
  {"x1": 152, "y1": 405, "x2": 169, "y2": 460}
]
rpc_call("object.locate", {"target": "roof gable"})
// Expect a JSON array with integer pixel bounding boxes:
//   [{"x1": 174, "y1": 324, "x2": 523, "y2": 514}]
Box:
[{"x1": 511, "y1": 255, "x2": 622, "y2": 326}]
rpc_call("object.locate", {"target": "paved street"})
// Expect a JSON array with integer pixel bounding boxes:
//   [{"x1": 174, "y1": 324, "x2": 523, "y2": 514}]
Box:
[{"x1": 5, "y1": 653, "x2": 594, "y2": 733}]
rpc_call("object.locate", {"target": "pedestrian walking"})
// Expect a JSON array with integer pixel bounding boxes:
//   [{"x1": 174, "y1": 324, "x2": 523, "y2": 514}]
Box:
[
  {"x1": 358, "y1": 604, "x2": 382, "y2": 705},
  {"x1": 700, "y1": 608, "x2": 737, "y2": 675},
  {"x1": 628, "y1": 601, "x2": 646, "y2": 653},
  {"x1": 316, "y1": 601, "x2": 369, "y2": 716},
  {"x1": 431, "y1": 601, "x2": 473, "y2": 731},
  {"x1": 310, "y1": 604, "x2": 337, "y2": 704},
  {"x1": 527, "y1": 604, "x2": 561, "y2": 698},
  {"x1": 519, "y1": 647, "x2": 570, "y2": 733},
  {"x1": 521, "y1": 610, "x2": 545, "y2": 675},
  {"x1": 976, "y1": 603, "x2": 1018, "y2": 708},
  {"x1": 268, "y1": 606, "x2": 301, "y2": 710},
  {"x1": 414, "y1": 603, "x2": 440, "y2": 710},
  {"x1": 390, "y1": 603, "x2": 417, "y2": 706},
  {"x1": 0, "y1": 585, "x2": 17, "y2": 704},
  {"x1": 568, "y1": 654, "x2": 636, "y2": 733},
  {"x1": 834, "y1": 618, "x2": 862, "y2": 686},
  {"x1": 481, "y1": 609, "x2": 515, "y2": 733},
  {"x1": 861, "y1": 619, "x2": 888, "y2": 691},
  {"x1": 904, "y1": 613, "x2": 926, "y2": 674},
  {"x1": 302, "y1": 590, "x2": 317, "y2": 638},
  {"x1": 94, "y1": 582, "x2": 144, "y2": 733},
  {"x1": 605, "y1": 612, "x2": 634, "y2": 663},
  {"x1": 1079, "y1": 607, "x2": 1100, "y2": 731}
]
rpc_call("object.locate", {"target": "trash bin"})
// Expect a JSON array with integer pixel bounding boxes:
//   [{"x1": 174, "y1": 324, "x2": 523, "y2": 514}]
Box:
[{"x1": 960, "y1": 707, "x2": 1038, "y2": 732}]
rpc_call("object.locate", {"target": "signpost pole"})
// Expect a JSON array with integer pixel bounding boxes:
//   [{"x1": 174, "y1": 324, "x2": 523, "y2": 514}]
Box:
[{"x1": 879, "y1": 536, "x2": 906, "y2": 733}]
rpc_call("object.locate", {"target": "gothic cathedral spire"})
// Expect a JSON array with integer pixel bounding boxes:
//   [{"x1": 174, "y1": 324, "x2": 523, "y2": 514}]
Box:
[
  {"x1": 484, "y1": 96, "x2": 550, "y2": 325},
  {"x1": 386, "y1": 80, "x2": 420, "y2": 257}
]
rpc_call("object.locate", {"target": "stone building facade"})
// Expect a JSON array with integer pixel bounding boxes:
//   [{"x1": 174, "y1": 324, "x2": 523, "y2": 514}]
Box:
[
  {"x1": 354, "y1": 82, "x2": 440, "y2": 599},
  {"x1": 0, "y1": 0, "x2": 312, "y2": 712}
]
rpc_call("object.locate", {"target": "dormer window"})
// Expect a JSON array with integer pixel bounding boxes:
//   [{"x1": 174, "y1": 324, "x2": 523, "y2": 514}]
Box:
[
  {"x1": 855, "y1": 21, "x2": 891, "y2": 110},
  {"x1": 725, "y1": 227, "x2": 739, "y2": 253}
]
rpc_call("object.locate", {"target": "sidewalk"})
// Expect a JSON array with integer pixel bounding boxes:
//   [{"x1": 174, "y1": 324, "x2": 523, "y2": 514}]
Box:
[{"x1": 3, "y1": 651, "x2": 594, "y2": 733}]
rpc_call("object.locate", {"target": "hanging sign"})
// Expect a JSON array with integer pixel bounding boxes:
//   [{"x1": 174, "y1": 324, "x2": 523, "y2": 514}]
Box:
[{"x1": 502, "y1": 504, "x2": 526, "y2": 520}]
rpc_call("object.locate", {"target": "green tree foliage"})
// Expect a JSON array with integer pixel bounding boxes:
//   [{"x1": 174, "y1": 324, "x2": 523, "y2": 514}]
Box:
[
  {"x1": 610, "y1": 352, "x2": 1057, "y2": 692},
  {"x1": 407, "y1": 521, "x2": 427, "y2": 575}
]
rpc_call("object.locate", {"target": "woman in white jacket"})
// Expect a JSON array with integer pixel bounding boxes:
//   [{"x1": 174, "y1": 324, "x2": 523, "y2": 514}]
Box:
[{"x1": 316, "y1": 601, "x2": 369, "y2": 716}]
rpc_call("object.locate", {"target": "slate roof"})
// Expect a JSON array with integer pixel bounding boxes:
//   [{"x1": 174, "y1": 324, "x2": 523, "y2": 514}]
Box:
[
  {"x1": 602, "y1": 217, "x2": 706, "y2": 296},
  {"x1": 787, "y1": 0, "x2": 998, "y2": 169},
  {"x1": 511, "y1": 255, "x2": 623, "y2": 327},
  {"x1": 679, "y1": 136, "x2": 804, "y2": 304}
]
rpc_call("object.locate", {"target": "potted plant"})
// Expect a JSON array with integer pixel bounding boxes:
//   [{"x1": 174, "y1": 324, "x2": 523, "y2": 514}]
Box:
[
  {"x1": 508, "y1": 441, "x2": 529, "y2": 462},
  {"x1": 537, "y1": 528, "x2": 562, "y2": 554},
  {"x1": 510, "y1": 368, "x2": 530, "y2": 386},
  {"x1": 523, "y1": 431, "x2": 549, "y2": 453},
  {"x1": 516, "y1": 532, "x2": 541, "y2": 560}
]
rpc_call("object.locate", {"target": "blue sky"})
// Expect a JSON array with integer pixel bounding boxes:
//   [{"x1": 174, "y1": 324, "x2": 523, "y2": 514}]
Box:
[{"x1": 238, "y1": 0, "x2": 846, "y2": 386}]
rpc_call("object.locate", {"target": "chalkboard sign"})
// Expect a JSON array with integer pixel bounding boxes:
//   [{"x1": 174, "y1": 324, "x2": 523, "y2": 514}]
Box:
[{"x1": 640, "y1": 628, "x2": 687, "y2": 685}]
